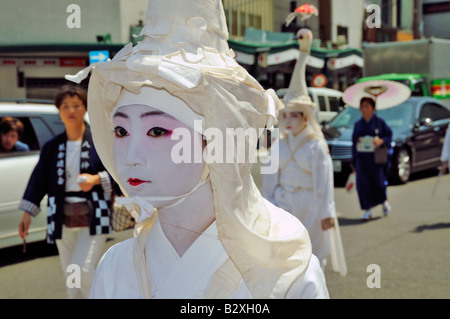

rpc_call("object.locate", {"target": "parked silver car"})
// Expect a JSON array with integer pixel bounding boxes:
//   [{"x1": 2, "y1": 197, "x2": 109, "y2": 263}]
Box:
[{"x1": 0, "y1": 101, "x2": 64, "y2": 249}]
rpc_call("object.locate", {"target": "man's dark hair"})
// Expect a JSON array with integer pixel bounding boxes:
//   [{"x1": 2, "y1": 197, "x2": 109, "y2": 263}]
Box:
[
  {"x1": 0, "y1": 117, "x2": 25, "y2": 138},
  {"x1": 54, "y1": 84, "x2": 88, "y2": 109},
  {"x1": 360, "y1": 97, "x2": 376, "y2": 109}
]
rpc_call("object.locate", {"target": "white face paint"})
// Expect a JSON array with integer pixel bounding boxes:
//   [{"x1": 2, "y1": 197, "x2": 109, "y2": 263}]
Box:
[
  {"x1": 281, "y1": 111, "x2": 306, "y2": 136},
  {"x1": 113, "y1": 104, "x2": 205, "y2": 200}
]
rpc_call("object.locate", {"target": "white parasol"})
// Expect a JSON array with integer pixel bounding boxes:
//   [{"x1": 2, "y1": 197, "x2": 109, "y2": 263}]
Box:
[{"x1": 343, "y1": 80, "x2": 411, "y2": 109}]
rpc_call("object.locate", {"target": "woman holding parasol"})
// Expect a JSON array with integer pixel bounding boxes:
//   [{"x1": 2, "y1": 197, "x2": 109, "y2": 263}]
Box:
[{"x1": 344, "y1": 80, "x2": 410, "y2": 221}]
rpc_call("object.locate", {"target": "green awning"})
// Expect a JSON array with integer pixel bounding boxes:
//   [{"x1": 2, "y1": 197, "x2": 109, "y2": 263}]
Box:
[{"x1": 228, "y1": 27, "x2": 362, "y2": 59}]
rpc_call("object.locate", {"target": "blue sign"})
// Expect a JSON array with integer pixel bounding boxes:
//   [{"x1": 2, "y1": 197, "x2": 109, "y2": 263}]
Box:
[{"x1": 89, "y1": 50, "x2": 110, "y2": 64}]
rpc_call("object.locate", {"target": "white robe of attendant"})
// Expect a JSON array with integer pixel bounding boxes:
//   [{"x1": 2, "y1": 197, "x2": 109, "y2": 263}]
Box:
[
  {"x1": 263, "y1": 126, "x2": 338, "y2": 264},
  {"x1": 89, "y1": 207, "x2": 329, "y2": 299}
]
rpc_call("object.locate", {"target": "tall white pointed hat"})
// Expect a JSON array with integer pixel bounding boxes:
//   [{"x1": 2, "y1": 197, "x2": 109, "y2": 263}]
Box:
[
  {"x1": 281, "y1": 28, "x2": 328, "y2": 150},
  {"x1": 282, "y1": 28, "x2": 317, "y2": 115},
  {"x1": 67, "y1": 0, "x2": 312, "y2": 299}
]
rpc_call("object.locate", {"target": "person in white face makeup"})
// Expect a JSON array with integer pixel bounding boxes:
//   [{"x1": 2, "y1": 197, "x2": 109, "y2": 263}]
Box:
[
  {"x1": 113, "y1": 105, "x2": 205, "y2": 200},
  {"x1": 112, "y1": 103, "x2": 213, "y2": 257},
  {"x1": 262, "y1": 28, "x2": 347, "y2": 276},
  {"x1": 67, "y1": 0, "x2": 331, "y2": 299}
]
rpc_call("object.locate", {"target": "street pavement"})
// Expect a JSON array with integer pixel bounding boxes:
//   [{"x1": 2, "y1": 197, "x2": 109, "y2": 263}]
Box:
[
  {"x1": 0, "y1": 166, "x2": 449, "y2": 299},
  {"x1": 323, "y1": 170, "x2": 450, "y2": 299},
  {"x1": 253, "y1": 162, "x2": 450, "y2": 299}
]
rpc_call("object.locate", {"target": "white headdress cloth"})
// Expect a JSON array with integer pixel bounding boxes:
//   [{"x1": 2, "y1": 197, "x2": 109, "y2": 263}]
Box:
[{"x1": 68, "y1": 0, "x2": 311, "y2": 299}]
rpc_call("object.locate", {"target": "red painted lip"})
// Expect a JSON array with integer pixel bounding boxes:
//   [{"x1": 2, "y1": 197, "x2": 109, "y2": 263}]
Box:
[
  {"x1": 128, "y1": 178, "x2": 150, "y2": 186},
  {"x1": 286, "y1": 126, "x2": 292, "y2": 129}
]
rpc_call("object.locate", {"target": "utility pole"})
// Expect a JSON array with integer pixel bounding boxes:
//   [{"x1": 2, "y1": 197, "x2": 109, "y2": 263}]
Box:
[{"x1": 413, "y1": 0, "x2": 421, "y2": 39}]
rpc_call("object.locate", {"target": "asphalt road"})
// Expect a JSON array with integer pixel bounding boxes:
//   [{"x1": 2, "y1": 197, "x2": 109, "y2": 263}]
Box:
[
  {"x1": 323, "y1": 170, "x2": 450, "y2": 299},
  {"x1": 0, "y1": 168, "x2": 449, "y2": 299}
]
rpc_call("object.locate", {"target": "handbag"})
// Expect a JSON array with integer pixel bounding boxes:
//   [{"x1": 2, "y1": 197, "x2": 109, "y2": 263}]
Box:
[
  {"x1": 111, "y1": 200, "x2": 136, "y2": 232},
  {"x1": 374, "y1": 144, "x2": 388, "y2": 165}
]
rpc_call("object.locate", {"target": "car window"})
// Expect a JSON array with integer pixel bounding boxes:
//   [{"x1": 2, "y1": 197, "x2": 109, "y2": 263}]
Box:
[
  {"x1": 394, "y1": 79, "x2": 411, "y2": 88},
  {"x1": 20, "y1": 117, "x2": 40, "y2": 151},
  {"x1": 328, "y1": 107, "x2": 360, "y2": 128},
  {"x1": 29, "y1": 116, "x2": 58, "y2": 149},
  {"x1": 328, "y1": 96, "x2": 342, "y2": 112},
  {"x1": 0, "y1": 116, "x2": 37, "y2": 156},
  {"x1": 0, "y1": 111, "x2": 64, "y2": 158},
  {"x1": 412, "y1": 80, "x2": 425, "y2": 96},
  {"x1": 328, "y1": 101, "x2": 416, "y2": 129},
  {"x1": 318, "y1": 96, "x2": 327, "y2": 112},
  {"x1": 419, "y1": 103, "x2": 450, "y2": 122},
  {"x1": 378, "y1": 102, "x2": 415, "y2": 128}
]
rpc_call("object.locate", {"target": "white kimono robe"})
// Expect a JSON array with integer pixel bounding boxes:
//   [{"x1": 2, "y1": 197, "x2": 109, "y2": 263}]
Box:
[
  {"x1": 89, "y1": 214, "x2": 329, "y2": 299},
  {"x1": 263, "y1": 127, "x2": 344, "y2": 271}
]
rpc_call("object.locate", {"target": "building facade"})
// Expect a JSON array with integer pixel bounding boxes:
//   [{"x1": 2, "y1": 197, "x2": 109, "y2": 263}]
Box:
[
  {"x1": 0, "y1": 0, "x2": 147, "y2": 45},
  {"x1": 422, "y1": 0, "x2": 450, "y2": 39},
  {"x1": 361, "y1": 0, "x2": 450, "y2": 42},
  {"x1": 224, "y1": 0, "x2": 365, "y2": 50},
  {"x1": 0, "y1": 0, "x2": 372, "y2": 99}
]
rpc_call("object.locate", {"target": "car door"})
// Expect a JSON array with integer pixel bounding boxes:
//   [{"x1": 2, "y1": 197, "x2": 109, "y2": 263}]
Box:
[
  {"x1": 414, "y1": 102, "x2": 450, "y2": 168},
  {"x1": 0, "y1": 111, "x2": 62, "y2": 249}
]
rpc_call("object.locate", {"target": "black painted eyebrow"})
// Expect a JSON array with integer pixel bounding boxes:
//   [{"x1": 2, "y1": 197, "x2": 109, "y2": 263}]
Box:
[
  {"x1": 113, "y1": 111, "x2": 128, "y2": 119},
  {"x1": 140, "y1": 111, "x2": 175, "y2": 119},
  {"x1": 113, "y1": 110, "x2": 175, "y2": 119}
]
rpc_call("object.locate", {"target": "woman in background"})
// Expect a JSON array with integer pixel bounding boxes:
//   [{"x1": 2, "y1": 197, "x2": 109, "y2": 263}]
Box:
[{"x1": 351, "y1": 97, "x2": 393, "y2": 221}]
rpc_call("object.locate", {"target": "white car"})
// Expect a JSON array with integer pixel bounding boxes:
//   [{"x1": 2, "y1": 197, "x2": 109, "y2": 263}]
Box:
[
  {"x1": 276, "y1": 87, "x2": 346, "y2": 124},
  {"x1": 0, "y1": 102, "x2": 65, "y2": 249}
]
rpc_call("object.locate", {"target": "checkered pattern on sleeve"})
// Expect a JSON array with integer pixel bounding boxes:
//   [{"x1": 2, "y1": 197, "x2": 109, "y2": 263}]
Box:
[{"x1": 91, "y1": 190, "x2": 112, "y2": 235}]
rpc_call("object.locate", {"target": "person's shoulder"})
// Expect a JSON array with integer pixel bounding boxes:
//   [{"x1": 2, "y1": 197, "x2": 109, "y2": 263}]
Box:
[
  {"x1": 96, "y1": 237, "x2": 135, "y2": 274},
  {"x1": 42, "y1": 132, "x2": 65, "y2": 150},
  {"x1": 353, "y1": 118, "x2": 364, "y2": 128},
  {"x1": 90, "y1": 237, "x2": 136, "y2": 298},
  {"x1": 102, "y1": 237, "x2": 134, "y2": 262},
  {"x1": 309, "y1": 137, "x2": 327, "y2": 152},
  {"x1": 14, "y1": 141, "x2": 30, "y2": 151},
  {"x1": 375, "y1": 114, "x2": 388, "y2": 124}
]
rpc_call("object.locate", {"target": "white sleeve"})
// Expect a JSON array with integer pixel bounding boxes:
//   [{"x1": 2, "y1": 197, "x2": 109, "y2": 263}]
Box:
[
  {"x1": 98, "y1": 170, "x2": 113, "y2": 198},
  {"x1": 311, "y1": 141, "x2": 336, "y2": 220}
]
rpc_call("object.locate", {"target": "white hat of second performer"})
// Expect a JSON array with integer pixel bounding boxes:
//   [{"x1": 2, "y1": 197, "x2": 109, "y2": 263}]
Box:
[{"x1": 282, "y1": 28, "x2": 317, "y2": 115}]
